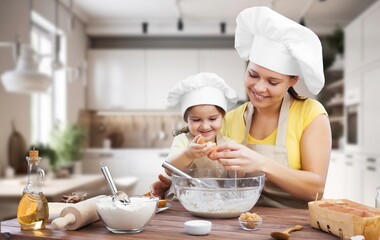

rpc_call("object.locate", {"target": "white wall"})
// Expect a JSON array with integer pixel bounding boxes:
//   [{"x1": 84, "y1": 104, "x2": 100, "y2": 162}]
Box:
[{"x1": 0, "y1": 0, "x2": 87, "y2": 175}]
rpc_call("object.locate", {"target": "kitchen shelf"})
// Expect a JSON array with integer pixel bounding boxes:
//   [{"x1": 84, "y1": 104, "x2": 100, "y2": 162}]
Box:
[
  {"x1": 329, "y1": 116, "x2": 344, "y2": 123},
  {"x1": 326, "y1": 97, "x2": 344, "y2": 107},
  {"x1": 321, "y1": 70, "x2": 344, "y2": 149},
  {"x1": 326, "y1": 79, "x2": 344, "y2": 91}
]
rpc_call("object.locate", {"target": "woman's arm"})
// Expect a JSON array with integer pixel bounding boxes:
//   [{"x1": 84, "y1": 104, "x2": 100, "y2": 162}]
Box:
[{"x1": 215, "y1": 114, "x2": 331, "y2": 201}]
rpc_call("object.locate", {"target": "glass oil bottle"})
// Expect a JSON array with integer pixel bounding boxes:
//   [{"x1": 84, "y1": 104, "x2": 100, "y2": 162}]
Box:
[{"x1": 17, "y1": 149, "x2": 49, "y2": 230}]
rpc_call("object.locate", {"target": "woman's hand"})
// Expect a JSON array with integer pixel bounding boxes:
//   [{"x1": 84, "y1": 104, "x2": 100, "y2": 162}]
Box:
[
  {"x1": 212, "y1": 142, "x2": 266, "y2": 173},
  {"x1": 150, "y1": 174, "x2": 172, "y2": 199},
  {"x1": 185, "y1": 134, "x2": 211, "y2": 159}
]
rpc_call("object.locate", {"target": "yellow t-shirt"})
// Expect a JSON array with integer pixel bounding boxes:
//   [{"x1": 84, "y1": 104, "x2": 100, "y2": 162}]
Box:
[{"x1": 223, "y1": 99, "x2": 328, "y2": 169}]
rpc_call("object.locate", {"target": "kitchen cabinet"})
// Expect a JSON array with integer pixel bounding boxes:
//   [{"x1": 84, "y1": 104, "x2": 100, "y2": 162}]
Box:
[
  {"x1": 362, "y1": 62, "x2": 380, "y2": 155},
  {"x1": 362, "y1": 1, "x2": 380, "y2": 66},
  {"x1": 324, "y1": 151, "x2": 364, "y2": 204},
  {"x1": 87, "y1": 48, "x2": 247, "y2": 110},
  {"x1": 344, "y1": 19, "x2": 362, "y2": 75},
  {"x1": 343, "y1": 153, "x2": 363, "y2": 203},
  {"x1": 344, "y1": 0, "x2": 380, "y2": 155},
  {"x1": 87, "y1": 50, "x2": 146, "y2": 110},
  {"x1": 82, "y1": 149, "x2": 168, "y2": 195},
  {"x1": 199, "y1": 49, "x2": 247, "y2": 101},
  {"x1": 145, "y1": 50, "x2": 198, "y2": 109},
  {"x1": 345, "y1": 0, "x2": 380, "y2": 74},
  {"x1": 324, "y1": 151, "x2": 346, "y2": 199}
]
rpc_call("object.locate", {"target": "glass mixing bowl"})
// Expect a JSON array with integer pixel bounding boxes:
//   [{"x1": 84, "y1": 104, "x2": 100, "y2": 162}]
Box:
[
  {"x1": 172, "y1": 169, "x2": 265, "y2": 218},
  {"x1": 95, "y1": 195, "x2": 158, "y2": 234}
]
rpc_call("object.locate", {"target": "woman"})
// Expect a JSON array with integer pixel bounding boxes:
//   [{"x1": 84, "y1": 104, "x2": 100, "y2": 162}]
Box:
[
  {"x1": 152, "y1": 6, "x2": 331, "y2": 209},
  {"x1": 214, "y1": 6, "x2": 331, "y2": 208}
]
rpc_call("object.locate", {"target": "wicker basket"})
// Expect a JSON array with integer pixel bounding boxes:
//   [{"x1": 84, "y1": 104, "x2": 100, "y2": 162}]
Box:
[{"x1": 308, "y1": 199, "x2": 380, "y2": 240}]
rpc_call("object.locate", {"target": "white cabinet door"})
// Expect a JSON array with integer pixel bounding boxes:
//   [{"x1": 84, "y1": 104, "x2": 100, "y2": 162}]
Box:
[
  {"x1": 324, "y1": 151, "x2": 346, "y2": 199},
  {"x1": 199, "y1": 49, "x2": 247, "y2": 101},
  {"x1": 362, "y1": 63, "x2": 380, "y2": 155},
  {"x1": 343, "y1": 153, "x2": 363, "y2": 203},
  {"x1": 362, "y1": 1, "x2": 380, "y2": 65},
  {"x1": 87, "y1": 50, "x2": 146, "y2": 110},
  {"x1": 145, "y1": 50, "x2": 198, "y2": 109},
  {"x1": 344, "y1": 19, "x2": 362, "y2": 75}
]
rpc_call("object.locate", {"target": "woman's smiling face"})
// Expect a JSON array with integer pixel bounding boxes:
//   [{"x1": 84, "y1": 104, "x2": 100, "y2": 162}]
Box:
[
  {"x1": 186, "y1": 105, "x2": 224, "y2": 142},
  {"x1": 245, "y1": 62, "x2": 298, "y2": 109}
]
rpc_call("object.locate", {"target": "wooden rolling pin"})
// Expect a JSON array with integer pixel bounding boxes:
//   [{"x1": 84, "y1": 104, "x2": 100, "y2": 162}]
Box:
[{"x1": 51, "y1": 195, "x2": 104, "y2": 230}]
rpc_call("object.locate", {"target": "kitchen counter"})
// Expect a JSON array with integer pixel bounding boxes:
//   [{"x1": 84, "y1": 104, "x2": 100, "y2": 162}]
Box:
[
  {"x1": 1, "y1": 201, "x2": 338, "y2": 239},
  {"x1": 0, "y1": 174, "x2": 106, "y2": 202}
]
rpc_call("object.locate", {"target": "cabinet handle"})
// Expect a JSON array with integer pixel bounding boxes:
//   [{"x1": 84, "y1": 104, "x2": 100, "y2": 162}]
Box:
[
  {"x1": 159, "y1": 152, "x2": 169, "y2": 158},
  {"x1": 99, "y1": 153, "x2": 113, "y2": 158},
  {"x1": 367, "y1": 166, "x2": 376, "y2": 171},
  {"x1": 346, "y1": 154, "x2": 353, "y2": 159},
  {"x1": 367, "y1": 157, "x2": 376, "y2": 163},
  {"x1": 345, "y1": 161, "x2": 353, "y2": 166}
]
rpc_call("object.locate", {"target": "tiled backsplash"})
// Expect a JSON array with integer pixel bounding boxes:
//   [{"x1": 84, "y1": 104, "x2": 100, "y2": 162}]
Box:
[{"x1": 79, "y1": 110, "x2": 183, "y2": 148}]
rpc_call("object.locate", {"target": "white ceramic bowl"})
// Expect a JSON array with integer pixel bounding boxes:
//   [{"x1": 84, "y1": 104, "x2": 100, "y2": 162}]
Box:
[
  {"x1": 184, "y1": 220, "x2": 212, "y2": 235},
  {"x1": 95, "y1": 195, "x2": 158, "y2": 234},
  {"x1": 172, "y1": 169, "x2": 265, "y2": 218}
]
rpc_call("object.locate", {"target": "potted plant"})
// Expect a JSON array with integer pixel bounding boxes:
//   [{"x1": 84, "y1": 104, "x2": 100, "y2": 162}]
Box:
[
  {"x1": 50, "y1": 123, "x2": 86, "y2": 175},
  {"x1": 27, "y1": 143, "x2": 58, "y2": 172},
  {"x1": 326, "y1": 27, "x2": 344, "y2": 55}
]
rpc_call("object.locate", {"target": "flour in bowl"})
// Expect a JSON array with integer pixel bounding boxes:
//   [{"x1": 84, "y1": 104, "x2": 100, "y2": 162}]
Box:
[
  {"x1": 178, "y1": 187, "x2": 261, "y2": 218},
  {"x1": 96, "y1": 196, "x2": 157, "y2": 232}
]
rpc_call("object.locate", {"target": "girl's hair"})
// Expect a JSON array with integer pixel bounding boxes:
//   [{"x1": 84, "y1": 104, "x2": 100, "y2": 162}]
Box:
[{"x1": 172, "y1": 105, "x2": 226, "y2": 136}]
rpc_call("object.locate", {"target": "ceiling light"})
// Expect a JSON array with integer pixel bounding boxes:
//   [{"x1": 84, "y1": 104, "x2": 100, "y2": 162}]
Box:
[
  {"x1": 142, "y1": 22, "x2": 148, "y2": 34},
  {"x1": 177, "y1": 18, "x2": 184, "y2": 31},
  {"x1": 176, "y1": 0, "x2": 184, "y2": 31},
  {"x1": 220, "y1": 22, "x2": 226, "y2": 34},
  {"x1": 1, "y1": 44, "x2": 51, "y2": 94}
]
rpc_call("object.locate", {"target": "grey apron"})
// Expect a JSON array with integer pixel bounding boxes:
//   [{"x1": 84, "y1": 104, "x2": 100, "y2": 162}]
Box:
[{"x1": 243, "y1": 94, "x2": 308, "y2": 209}]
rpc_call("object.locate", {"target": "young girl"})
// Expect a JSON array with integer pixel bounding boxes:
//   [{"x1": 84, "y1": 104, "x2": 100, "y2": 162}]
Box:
[{"x1": 164, "y1": 72, "x2": 240, "y2": 176}]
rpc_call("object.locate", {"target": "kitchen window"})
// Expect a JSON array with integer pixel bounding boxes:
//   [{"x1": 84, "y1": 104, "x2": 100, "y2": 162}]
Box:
[{"x1": 30, "y1": 22, "x2": 66, "y2": 144}]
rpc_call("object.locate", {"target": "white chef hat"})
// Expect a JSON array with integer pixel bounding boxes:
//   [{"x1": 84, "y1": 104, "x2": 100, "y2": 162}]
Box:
[
  {"x1": 235, "y1": 6, "x2": 325, "y2": 95},
  {"x1": 167, "y1": 72, "x2": 238, "y2": 119}
]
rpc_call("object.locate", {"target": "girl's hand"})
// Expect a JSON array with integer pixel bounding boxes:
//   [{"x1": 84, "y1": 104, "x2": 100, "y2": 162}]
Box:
[
  {"x1": 212, "y1": 142, "x2": 265, "y2": 173},
  {"x1": 150, "y1": 174, "x2": 172, "y2": 199},
  {"x1": 185, "y1": 134, "x2": 211, "y2": 159}
]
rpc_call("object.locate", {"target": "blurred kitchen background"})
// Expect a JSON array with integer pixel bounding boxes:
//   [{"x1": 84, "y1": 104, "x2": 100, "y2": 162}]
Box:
[{"x1": 1, "y1": 0, "x2": 380, "y2": 220}]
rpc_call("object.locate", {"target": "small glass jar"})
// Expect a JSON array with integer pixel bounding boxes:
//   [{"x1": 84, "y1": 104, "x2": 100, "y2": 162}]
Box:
[{"x1": 376, "y1": 187, "x2": 380, "y2": 209}]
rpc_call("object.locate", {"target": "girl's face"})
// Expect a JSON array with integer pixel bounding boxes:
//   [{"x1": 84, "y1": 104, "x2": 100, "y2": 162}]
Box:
[
  {"x1": 245, "y1": 62, "x2": 298, "y2": 109},
  {"x1": 186, "y1": 105, "x2": 224, "y2": 142}
]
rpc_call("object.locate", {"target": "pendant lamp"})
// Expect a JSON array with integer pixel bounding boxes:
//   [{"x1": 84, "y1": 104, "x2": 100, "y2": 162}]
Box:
[{"x1": 1, "y1": 44, "x2": 51, "y2": 94}]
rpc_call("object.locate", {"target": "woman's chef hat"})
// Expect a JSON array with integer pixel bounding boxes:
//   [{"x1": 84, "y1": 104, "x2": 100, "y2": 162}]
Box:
[
  {"x1": 235, "y1": 6, "x2": 325, "y2": 95},
  {"x1": 167, "y1": 72, "x2": 238, "y2": 119}
]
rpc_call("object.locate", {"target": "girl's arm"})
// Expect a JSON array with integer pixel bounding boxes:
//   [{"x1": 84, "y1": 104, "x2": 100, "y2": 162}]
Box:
[{"x1": 165, "y1": 134, "x2": 211, "y2": 176}]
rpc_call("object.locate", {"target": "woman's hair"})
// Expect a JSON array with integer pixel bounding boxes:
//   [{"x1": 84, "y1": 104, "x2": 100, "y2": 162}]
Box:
[
  {"x1": 172, "y1": 105, "x2": 226, "y2": 136},
  {"x1": 287, "y1": 76, "x2": 308, "y2": 100}
]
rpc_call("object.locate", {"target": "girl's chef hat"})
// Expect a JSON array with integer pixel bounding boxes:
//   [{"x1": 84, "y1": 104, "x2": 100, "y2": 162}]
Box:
[
  {"x1": 235, "y1": 6, "x2": 325, "y2": 95},
  {"x1": 167, "y1": 72, "x2": 238, "y2": 118}
]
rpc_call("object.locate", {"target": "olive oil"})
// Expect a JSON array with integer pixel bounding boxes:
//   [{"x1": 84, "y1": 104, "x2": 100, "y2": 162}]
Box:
[
  {"x1": 17, "y1": 192, "x2": 48, "y2": 230},
  {"x1": 17, "y1": 149, "x2": 49, "y2": 230}
]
